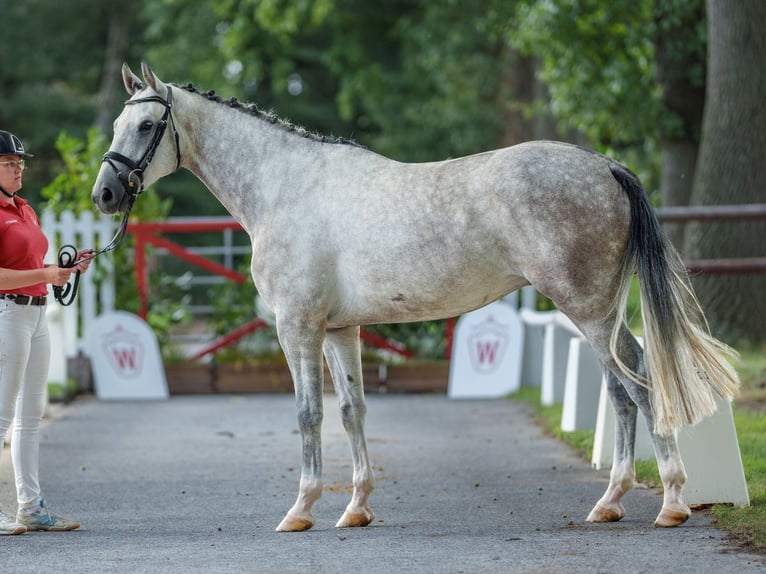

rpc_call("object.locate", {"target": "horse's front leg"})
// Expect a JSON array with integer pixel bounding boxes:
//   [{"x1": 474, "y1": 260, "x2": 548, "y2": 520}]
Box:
[
  {"x1": 275, "y1": 318, "x2": 326, "y2": 532},
  {"x1": 323, "y1": 326, "x2": 375, "y2": 528}
]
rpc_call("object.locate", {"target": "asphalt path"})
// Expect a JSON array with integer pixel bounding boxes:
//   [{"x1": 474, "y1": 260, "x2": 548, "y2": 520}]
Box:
[{"x1": 1, "y1": 393, "x2": 764, "y2": 573}]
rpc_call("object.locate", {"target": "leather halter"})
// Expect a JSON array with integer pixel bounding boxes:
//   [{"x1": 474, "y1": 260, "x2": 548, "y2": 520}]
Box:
[{"x1": 101, "y1": 86, "x2": 181, "y2": 203}]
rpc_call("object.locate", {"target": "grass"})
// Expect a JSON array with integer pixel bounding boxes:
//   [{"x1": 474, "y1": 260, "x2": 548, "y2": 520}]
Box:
[
  {"x1": 710, "y1": 408, "x2": 766, "y2": 551},
  {"x1": 510, "y1": 348, "x2": 766, "y2": 552}
]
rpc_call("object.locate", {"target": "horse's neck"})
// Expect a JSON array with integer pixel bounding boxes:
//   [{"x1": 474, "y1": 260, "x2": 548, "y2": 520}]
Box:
[{"x1": 178, "y1": 98, "x2": 344, "y2": 228}]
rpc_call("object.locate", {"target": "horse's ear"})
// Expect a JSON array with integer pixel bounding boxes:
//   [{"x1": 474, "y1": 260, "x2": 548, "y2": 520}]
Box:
[
  {"x1": 122, "y1": 63, "x2": 145, "y2": 95},
  {"x1": 141, "y1": 61, "x2": 165, "y2": 96}
]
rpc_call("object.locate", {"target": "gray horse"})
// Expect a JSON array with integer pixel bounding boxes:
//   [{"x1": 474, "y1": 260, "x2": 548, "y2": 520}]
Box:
[{"x1": 92, "y1": 62, "x2": 739, "y2": 532}]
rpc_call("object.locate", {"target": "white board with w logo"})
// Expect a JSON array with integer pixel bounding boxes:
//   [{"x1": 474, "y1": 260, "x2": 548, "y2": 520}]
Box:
[
  {"x1": 86, "y1": 311, "x2": 169, "y2": 400},
  {"x1": 448, "y1": 301, "x2": 523, "y2": 398}
]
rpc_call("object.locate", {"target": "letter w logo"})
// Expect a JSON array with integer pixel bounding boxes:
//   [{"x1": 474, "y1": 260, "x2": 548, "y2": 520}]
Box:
[
  {"x1": 467, "y1": 319, "x2": 509, "y2": 374},
  {"x1": 112, "y1": 347, "x2": 138, "y2": 372},
  {"x1": 475, "y1": 340, "x2": 500, "y2": 366}
]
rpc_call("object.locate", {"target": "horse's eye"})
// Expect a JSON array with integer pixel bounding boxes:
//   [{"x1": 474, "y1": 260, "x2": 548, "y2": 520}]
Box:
[{"x1": 139, "y1": 121, "x2": 153, "y2": 132}]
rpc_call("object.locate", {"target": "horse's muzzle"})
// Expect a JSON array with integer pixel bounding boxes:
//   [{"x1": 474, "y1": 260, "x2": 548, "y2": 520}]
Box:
[
  {"x1": 92, "y1": 176, "x2": 129, "y2": 214},
  {"x1": 92, "y1": 186, "x2": 118, "y2": 214}
]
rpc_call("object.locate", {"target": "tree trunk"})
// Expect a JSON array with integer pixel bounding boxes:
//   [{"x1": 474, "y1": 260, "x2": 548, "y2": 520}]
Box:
[
  {"x1": 654, "y1": 0, "x2": 706, "y2": 248},
  {"x1": 496, "y1": 48, "x2": 560, "y2": 149},
  {"x1": 684, "y1": 0, "x2": 766, "y2": 343},
  {"x1": 496, "y1": 48, "x2": 537, "y2": 147},
  {"x1": 95, "y1": 4, "x2": 131, "y2": 135},
  {"x1": 659, "y1": 140, "x2": 698, "y2": 249}
]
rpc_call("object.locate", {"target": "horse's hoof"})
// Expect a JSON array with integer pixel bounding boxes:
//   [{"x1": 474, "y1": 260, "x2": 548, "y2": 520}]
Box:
[
  {"x1": 276, "y1": 512, "x2": 314, "y2": 532},
  {"x1": 336, "y1": 507, "x2": 375, "y2": 528},
  {"x1": 654, "y1": 506, "x2": 691, "y2": 528},
  {"x1": 586, "y1": 503, "x2": 625, "y2": 523}
]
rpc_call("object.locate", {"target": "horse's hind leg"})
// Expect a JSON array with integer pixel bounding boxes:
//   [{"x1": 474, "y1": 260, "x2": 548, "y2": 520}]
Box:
[
  {"x1": 586, "y1": 369, "x2": 637, "y2": 523},
  {"x1": 323, "y1": 326, "x2": 375, "y2": 528},
  {"x1": 581, "y1": 322, "x2": 690, "y2": 527}
]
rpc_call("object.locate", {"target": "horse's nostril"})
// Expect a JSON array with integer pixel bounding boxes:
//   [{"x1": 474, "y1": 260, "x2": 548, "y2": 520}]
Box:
[{"x1": 101, "y1": 188, "x2": 114, "y2": 203}]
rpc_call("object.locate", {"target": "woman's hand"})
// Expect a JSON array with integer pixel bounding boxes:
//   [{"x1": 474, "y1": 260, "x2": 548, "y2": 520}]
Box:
[
  {"x1": 44, "y1": 264, "x2": 76, "y2": 287},
  {"x1": 75, "y1": 249, "x2": 95, "y2": 273}
]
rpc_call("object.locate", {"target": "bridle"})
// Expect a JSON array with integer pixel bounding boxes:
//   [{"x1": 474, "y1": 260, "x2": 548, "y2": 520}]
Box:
[
  {"x1": 102, "y1": 85, "x2": 181, "y2": 201},
  {"x1": 54, "y1": 86, "x2": 181, "y2": 306}
]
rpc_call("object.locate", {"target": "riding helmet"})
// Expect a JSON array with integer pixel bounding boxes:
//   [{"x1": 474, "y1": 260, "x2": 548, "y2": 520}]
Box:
[{"x1": 0, "y1": 130, "x2": 34, "y2": 157}]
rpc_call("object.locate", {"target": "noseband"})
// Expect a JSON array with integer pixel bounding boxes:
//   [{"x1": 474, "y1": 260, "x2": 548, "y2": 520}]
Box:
[{"x1": 102, "y1": 86, "x2": 181, "y2": 201}]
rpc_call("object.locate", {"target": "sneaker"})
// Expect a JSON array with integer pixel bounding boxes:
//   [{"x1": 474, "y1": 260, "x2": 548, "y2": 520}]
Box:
[
  {"x1": 0, "y1": 511, "x2": 26, "y2": 535},
  {"x1": 17, "y1": 499, "x2": 80, "y2": 532}
]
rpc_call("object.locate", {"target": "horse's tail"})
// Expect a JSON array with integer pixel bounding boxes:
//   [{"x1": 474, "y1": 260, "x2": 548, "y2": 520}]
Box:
[{"x1": 607, "y1": 163, "x2": 739, "y2": 435}]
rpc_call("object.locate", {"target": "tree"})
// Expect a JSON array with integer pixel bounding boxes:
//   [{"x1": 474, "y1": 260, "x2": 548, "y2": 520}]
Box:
[{"x1": 684, "y1": 0, "x2": 766, "y2": 344}]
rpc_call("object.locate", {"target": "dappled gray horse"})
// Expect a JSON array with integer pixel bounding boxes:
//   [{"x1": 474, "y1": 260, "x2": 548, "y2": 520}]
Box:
[{"x1": 92, "y1": 62, "x2": 739, "y2": 532}]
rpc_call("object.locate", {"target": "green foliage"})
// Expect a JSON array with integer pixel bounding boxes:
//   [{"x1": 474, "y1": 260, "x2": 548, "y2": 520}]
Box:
[
  {"x1": 144, "y1": 0, "x2": 351, "y2": 148},
  {"x1": 40, "y1": 129, "x2": 108, "y2": 215},
  {"x1": 731, "y1": 344, "x2": 766, "y2": 405},
  {"x1": 327, "y1": 0, "x2": 518, "y2": 161},
  {"x1": 711, "y1": 407, "x2": 766, "y2": 550},
  {"x1": 654, "y1": 0, "x2": 707, "y2": 90},
  {"x1": 46, "y1": 380, "x2": 80, "y2": 404},
  {"x1": 138, "y1": 269, "x2": 194, "y2": 355},
  {"x1": 141, "y1": 1, "x2": 231, "y2": 91},
  {"x1": 0, "y1": 1, "x2": 138, "y2": 202},
  {"x1": 366, "y1": 320, "x2": 448, "y2": 361},
  {"x1": 512, "y1": 0, "x2": 667, "y2": 147}
]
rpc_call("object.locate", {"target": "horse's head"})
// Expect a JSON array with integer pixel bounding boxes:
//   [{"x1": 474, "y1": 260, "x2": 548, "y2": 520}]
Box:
[{"x1": 92, "y1": 61, "x2": 180, "y2": 214}]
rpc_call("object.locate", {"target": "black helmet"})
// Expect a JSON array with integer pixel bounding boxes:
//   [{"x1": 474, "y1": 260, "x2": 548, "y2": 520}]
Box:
[{"x1": 0, "y1": 130, "x2": 33, "y2": 158}]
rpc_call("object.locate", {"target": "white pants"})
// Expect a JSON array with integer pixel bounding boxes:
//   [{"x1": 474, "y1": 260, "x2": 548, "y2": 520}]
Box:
[{"x1": 0, "y1": 300, "x2": 50, "y2": 510}]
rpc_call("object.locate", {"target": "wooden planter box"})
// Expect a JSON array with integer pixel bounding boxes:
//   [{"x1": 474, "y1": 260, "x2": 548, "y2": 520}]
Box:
[
  {"x1": 214, "y1": 362, "x2": 294, "y2": 393},
  {"x1": 164, "y1": 360, "x2": 449, "y2": 395},
  {"x1": 164, "y1": 363, "x2": 214, "y2": 394},
  {"x1": 383, "y1": 362, "x2": 450, "y2": 393}
]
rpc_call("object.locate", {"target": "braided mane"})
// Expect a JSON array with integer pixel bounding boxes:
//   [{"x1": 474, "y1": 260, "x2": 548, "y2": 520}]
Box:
[{"x1": 176, "y1": 83, "x2": 363, "y2": 148}]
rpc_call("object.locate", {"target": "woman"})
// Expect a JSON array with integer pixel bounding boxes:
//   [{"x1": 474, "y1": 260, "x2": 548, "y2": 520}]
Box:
[{"x1": 0, "y1": 130, "x2": 92, "y2": 535}]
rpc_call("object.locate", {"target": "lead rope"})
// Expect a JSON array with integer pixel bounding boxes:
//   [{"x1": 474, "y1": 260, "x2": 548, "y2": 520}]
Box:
[{"x1": 53, "y1": 195, "x2": 136, "y2": 306}]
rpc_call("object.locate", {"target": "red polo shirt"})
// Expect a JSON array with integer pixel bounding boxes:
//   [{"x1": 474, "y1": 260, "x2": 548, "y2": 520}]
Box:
[{"x1": 0, "y1": 196, "x2": 49, "y2": 297}]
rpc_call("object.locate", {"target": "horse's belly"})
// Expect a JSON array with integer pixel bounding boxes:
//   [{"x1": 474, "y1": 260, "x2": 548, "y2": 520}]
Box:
[{"x1": 328, "y1": 273, "x2": 529, "y2": 328}]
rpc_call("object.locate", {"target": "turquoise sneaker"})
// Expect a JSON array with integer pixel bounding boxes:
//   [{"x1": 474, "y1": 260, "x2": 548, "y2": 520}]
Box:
[
  {"x1": 0, "y1": 510, "x2": 26, "y2": 535},
  {"x1": 17, "y1": 499, "x2": 80, "y2": 532}
]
